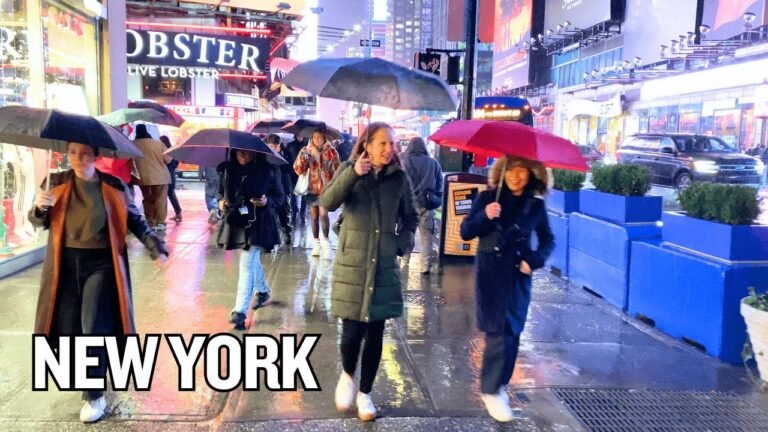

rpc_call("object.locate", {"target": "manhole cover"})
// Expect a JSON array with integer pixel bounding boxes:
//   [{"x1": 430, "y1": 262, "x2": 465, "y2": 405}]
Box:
[
  {"x1": 553, "y1": 388, "x2": 768, "y2": 431},
  {"x1": 403, "y1": 291, "x2": 446, "y2": 306}
]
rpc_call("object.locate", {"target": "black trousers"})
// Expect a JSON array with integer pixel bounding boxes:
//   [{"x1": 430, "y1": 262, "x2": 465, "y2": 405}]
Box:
[
  {"x1": 480, "y1": 320, "x2": 521, "y2": 395},
  {"x1": 290, "y1": 194, "x2": 307, "y2": 224},
  {"x1": 53, "y1": 248, "x2": 119, "y2": 401},
  {"x1": 340, "y1": 319, "x2": 385, "y2": 394},
  {"x1": 168, "y1": 171, "x2": 182, "y2": 215},
  {"x1": 276, "y1": 202, "x2": 291, "y2": 233}
]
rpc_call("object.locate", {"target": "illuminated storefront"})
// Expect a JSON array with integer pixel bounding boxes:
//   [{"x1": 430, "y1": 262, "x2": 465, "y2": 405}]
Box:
[{"x1": 0, "y1": 0, "x2": 107, "y2": 276}]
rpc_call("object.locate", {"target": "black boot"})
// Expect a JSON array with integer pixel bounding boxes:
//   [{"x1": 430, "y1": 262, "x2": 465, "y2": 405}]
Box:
[{"x1": 229, "y1": 312, "x2": 246, "y2": 330}]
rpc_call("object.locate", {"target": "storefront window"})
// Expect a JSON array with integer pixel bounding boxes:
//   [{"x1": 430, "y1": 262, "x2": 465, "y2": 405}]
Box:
[
  {"x1": 713, "y1": 109, "x2": 742, "y2": 149},
  {"x1": 741, "y1": 108, "x2": 757, "y2": 151},
  {"x1": 42, "y1": 0, "x2": 99, "y2": 115}
]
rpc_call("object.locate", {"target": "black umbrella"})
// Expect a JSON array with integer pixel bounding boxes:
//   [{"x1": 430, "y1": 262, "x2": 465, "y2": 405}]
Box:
[
  {"x1": 281, "y1": 119, "x2": 342, "y2": 140},
  {"x1": 247, "y1": 119, "x2": 290, "y2": 134},
  {"x1": 0, "y1": 106, "x2": 143, "y2": 158},
  {"x1": 165, "y1": 128, "x2": 287, "y2": 168},
  {"x1": 127, "y1": 100, "x2": 185, "y2": 128}
]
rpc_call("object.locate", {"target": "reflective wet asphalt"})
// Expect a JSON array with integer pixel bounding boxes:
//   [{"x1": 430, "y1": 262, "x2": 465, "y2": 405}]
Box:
[{"x1": 0, "y1": 181, "x2": 766, "y2": 431}]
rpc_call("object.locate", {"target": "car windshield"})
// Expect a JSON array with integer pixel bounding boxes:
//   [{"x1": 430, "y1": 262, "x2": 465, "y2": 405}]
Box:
[{"x1": 673, "y1": 136, "x2": 737, "y2": 153}]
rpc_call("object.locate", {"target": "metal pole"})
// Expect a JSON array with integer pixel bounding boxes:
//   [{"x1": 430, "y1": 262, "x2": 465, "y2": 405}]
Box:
[
  {"x1": 366, "y1": 0, "x2": 373, "y2": 58},
  {"x1": 461, "y1": 0, "x2": 478, "y2": 120}
]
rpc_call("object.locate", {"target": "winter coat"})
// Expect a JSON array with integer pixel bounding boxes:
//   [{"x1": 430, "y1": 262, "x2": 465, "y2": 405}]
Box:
[
  {"x1": 29, "y1": 170, "x2": 167, "y2": 336},
  {"x1": 320, "y1": 161, "x2": 418, "y2": 322},
  {"x1": 274, "y1": 147, "x2": 293, "y2": 206},
  {"x1": 293, "y1": 142, "x2": 341, "y2": 196},
  {"x1": 285, "y1": 138, "x2": 306, "y2": 185},
  {"x1": 216, "y1": 152, "x2": 283, "y2": 251},
  {"x1": 460, "y1": 189, "x2": 554, "y2": 335},
  {"x1": 133, "y1": 137, "x2": 172, "y2": 186},
  {"x1": 402, "y1": 138, "x2": 442, "y2": 210}
]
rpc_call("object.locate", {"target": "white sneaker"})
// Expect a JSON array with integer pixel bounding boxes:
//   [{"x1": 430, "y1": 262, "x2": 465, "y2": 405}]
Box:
[
  {"x1": 356, "y1": 392, "x2": 377, "y2": 421},
  {"x1": 481, "y1": 392, "x2": 514, "y2": 422},
  {"x1": 335, "y1": 372, "x2": 357, "y2": 411},
  {"x1": 80, "y1": 396, "x2": 106, "y2": 423},
  {"x1": 311, "y1": 239, "x2": 321, "y2": 257},
  {"x1": 321, "y1": 239, "x2": 332, "y2": 259},
  {"x1": 498, "y1": 384, "x2": 509, "y2": 404}
]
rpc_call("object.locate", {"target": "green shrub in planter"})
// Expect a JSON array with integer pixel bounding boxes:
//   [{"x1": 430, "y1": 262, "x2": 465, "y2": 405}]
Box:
[
  {"x1": 591, "y1": 164, "x2": 651, "y2": 196},
  {"x1": 552, "y1": 169, "x2": 586, "y2": 192},
  {"x1": 679, "y1": 183, "x2": 759, "y2": 225}
]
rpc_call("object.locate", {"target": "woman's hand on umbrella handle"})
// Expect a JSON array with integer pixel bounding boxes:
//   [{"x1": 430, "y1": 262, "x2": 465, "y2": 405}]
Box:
[
  {"x1": 485, "y1": 202, "x2": 501, "y2": 220},
  {"x1": 355, "y1": 151, "x2": 371, "y2": 176},
  {"x1": 519, "y1": 260, "x2": 532, "y2": 275},
  {"x1": 36, "y1": 191, "x2": 54, "y2": 211}
]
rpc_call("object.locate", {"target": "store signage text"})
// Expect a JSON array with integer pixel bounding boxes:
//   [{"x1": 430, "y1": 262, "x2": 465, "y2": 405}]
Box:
[
  {"x1": 0, "y1": 27, "x2": 25, "y2": 62},
  {"x1": 563, "y1": 94, "x2": 623, "y2": 119},
  {"x1": 127, "y1": 64, "x2": 219, "y2": 79},
  {"x1": 167, "y1": 105, "x2": 237, "y2": 118},
  {"x1": 126, "y1": 29, "x2": 269, "y2": 72},
  {"x1": 224, "y1": 93, "x2": 258, "y2": 110}
]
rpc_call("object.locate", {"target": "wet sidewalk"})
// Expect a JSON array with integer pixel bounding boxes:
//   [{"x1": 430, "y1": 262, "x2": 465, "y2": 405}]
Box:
[{"x1": 1, "y1": 181, "x2": 768, "y2": 431}]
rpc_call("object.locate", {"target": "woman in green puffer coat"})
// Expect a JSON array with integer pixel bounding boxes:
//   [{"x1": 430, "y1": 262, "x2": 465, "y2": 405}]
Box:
[{"x1": 319, "y1": 122, "x2": 418, "y2": 422}]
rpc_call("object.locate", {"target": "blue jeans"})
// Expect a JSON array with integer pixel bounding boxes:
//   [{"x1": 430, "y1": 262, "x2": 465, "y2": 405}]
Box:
[{"x1": 233, "y1": 247, "x2": 270, "y2": 314}]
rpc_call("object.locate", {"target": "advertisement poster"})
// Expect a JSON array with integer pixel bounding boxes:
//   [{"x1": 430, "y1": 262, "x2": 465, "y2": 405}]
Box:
[
  {"x1": 544, "y1": 0, "x2": 611, "y2": 33},
  {"x1": 491, "y1": 0, "x2": 532, "y2": 91},
  {"x1": 443, "y1": 180, "x2": 488, "y2": 257},
  {"x1": 702, "y1": 0, "x2": 764, "y2": 40},
  {"x1": 623, "y1": 0, "x2": 698, "y2": 64}
]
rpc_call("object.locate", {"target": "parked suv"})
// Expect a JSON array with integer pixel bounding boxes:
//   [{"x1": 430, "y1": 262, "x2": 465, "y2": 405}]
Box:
[{"x1": 616, "y1": 133, "x2": 764, "y2": 189}]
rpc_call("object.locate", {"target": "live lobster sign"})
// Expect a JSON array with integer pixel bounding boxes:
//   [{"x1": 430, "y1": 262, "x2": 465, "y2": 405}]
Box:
[{"x1": 126, "y1": 29, "x2": 270, "y2": 73}]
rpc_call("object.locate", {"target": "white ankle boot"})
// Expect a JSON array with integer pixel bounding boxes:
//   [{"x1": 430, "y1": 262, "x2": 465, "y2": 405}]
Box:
[
  {"x1": 356, "y1": 392, "x2": 377, "y2": 421},
  {"x1": 481, "y1": 392, "x2": 514, "y2": 422},
  {"x1": 335, "y1": 372, "x2": 356, "y2": 411},
  {"x1": 311, "y1": 239, "x2": 321, "y2": 256}
]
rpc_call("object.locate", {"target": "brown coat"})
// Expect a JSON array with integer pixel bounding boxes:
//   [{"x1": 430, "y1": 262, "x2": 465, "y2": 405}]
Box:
[
  {"x1": 134, "y1": 138, "x2": 172, "y2": 186},
  {"x1": 29, "y1": 170, "x2": 167, "y2": 336}
]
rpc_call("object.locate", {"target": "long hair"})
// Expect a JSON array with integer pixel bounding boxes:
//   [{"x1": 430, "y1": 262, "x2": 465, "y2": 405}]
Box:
[
  {"x1": 349, "y1": 121, "x2": 401, "y2": 166},
  {"x1": 488, "y1": 155, "x2": 548, "y2": 196}
]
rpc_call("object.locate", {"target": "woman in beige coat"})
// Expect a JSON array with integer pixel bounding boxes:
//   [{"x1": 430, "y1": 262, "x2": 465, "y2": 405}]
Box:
[{"x1": 132, "y1": 124, "x2": 171, "y2": 230}]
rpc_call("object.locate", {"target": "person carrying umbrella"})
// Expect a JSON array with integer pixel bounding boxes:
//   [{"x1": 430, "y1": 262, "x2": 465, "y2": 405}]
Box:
[
  {"x1": 216, "y1": 148, "x2": 284, "y2": 330},
  {"x1": 293, "y1": 126, "x2": 340, "y2": 258},
  {"x1": 285, "y1": 133, "x2": 308, "y2": 225},
  {"x1": 132, "y1": 124, "x2": 172, "y2": 231},
  {"x1": 320, "y1": 122, "x2": 418, "y2": 422},
  {"x1": 160, "y1": 135, "x2": 183, "y2": 222},
  {"x1": 459, "y1": 156, "x2": 554, "y2": 422},
  {"x1": 266, "y1": 134, "x2": 294, "y2": 246},
  {"x1": 30, "y1": 141, "x2": 168, "y2": 423}
]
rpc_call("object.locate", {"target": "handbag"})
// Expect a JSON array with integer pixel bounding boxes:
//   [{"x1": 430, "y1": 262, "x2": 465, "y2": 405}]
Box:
[
  {"x1": 424, "y1": 190, "x2": 442, "y2": 211},
  {"x1": 294, "y1": 172, "x2": 309, "y2": 196}
]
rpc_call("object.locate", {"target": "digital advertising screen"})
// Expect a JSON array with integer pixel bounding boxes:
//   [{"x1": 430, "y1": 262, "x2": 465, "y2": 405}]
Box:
[
  {"x1": 623, "y1": 0, "x2": 698, "y2": 65},
  {"x1": 492, "y1": 0, "x2": 532, "y2": 91},
  {"x1": 544, "y1": 0, "x2": 611, "y2": 33},
  {"x1": 702, "y1": 0, "x2": 765, "y2": 40}
]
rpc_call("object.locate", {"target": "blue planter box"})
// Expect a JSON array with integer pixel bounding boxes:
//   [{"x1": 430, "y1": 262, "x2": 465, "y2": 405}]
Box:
[
  {"x1": 547, "y1": 211, "x2": 569, "y2": 277},
  {"x1": 547, "y1": 190, "x2": 580, "y2": 214},
  {"x1": 579, "y1": 189, "x2": 662, "y2": 225},
  {"x1": 568, "y1": 212, "x2": 661, "y2": 310},
  {"x1": 628, "y1": 241, "x2": 768, "y2": 364},
  {"x1": 662, "y1": 212, "x2": 768, "y2": 261}
]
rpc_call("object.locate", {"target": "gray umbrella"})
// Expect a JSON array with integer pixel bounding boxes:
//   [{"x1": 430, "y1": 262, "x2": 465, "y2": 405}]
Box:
[
  {"x1": 97, "y1": 108, "x2": 171, "y2": 127},
  {"x1": 282, "y1": 57, "x2": 458, "y2": 112},
  {"x1": 165, "y1": 128, "x2": 287, "y2": 168}
]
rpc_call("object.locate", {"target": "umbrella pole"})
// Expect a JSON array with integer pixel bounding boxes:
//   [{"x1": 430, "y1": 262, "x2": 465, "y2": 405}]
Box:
[
  {"x1": 495, "y1": 156, "x2": 506, "y2": 203},
  {"x1": 45, "y1": 149, "x2": 52, "y2": 191}
]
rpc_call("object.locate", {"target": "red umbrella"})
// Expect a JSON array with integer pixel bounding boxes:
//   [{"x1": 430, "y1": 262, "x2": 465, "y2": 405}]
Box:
[{"x1": 429, "y1": 120, "x2": 589, "y2": 172}]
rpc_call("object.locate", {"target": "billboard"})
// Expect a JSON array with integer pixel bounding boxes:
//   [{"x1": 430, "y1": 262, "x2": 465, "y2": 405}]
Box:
[
  {"x1": 702, "y1": 0, "x2": 765, "y2": 40},
  {"x1": 544, "y1": 0, "x2": 611, "y2": 33},
  {"x1": 623, "y1": 0, "x2": 698, "y2": 65},
  {"x1": 492, "y1": 0, "x2": 532, "y2": 91},
  {"x1": 447, "y1": 0, "x2": 496, "y2": 43}
]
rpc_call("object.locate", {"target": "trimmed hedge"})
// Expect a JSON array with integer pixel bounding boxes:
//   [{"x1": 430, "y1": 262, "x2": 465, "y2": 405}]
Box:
[
  {"x1": 679, "y1": 182, "x2": 759, "y2": 225},
  {"x1": 591, "y1": 164, "x2": 651, "y2": 196},
  {"x1": 552, "y1": 169, "x2": 586, "y2": 192}
]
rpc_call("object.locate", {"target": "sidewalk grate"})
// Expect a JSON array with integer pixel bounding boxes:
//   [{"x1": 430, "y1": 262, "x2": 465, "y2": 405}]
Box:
[{"x1": 553, "y1": 388, "x2": 768, "y2": 431}]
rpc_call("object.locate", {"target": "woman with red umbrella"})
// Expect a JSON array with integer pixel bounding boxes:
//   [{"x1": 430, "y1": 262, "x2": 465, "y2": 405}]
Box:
[{"x1": 459, "y1": 156, "x2": 554, "y2": 422}]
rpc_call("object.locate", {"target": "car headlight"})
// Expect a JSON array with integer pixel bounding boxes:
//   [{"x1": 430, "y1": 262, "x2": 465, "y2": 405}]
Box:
[
  {"x1": 693, "y1": 160, "x2": 719, "y2": 174},
  {"x1": 756, "y1": 159, "x2": 765, "y2": 176}
]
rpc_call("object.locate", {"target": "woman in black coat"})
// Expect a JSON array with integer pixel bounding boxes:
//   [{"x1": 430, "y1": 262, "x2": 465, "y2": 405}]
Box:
[
  {"x1": 460, "y1": 156, "x2": 554, "y2": 423},
  {"x1": 216, "y1": 149, "x2": 284, "y2": 330}
]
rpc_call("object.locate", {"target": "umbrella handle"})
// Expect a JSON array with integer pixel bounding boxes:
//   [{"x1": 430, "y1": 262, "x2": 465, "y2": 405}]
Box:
[
  {"x1": 495, "y1": 156, "x2": 506, "y2": 203},
  {"x1": 45, "y1": 149, "x2": 52, "y2": 192}
]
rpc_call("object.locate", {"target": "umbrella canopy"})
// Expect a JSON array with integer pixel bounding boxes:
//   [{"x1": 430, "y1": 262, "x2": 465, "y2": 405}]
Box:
[
  {"x1": 127, "y1": 100, "x2": 185, "y2": 127},
  {"x1": 0, "y1": 106, "x2": 143, "y2": 158},
  {"x1": 429, "y1": 120, "x2": 589, "y2": 172},
  {"x1": 97, "y1": 108, "x2": 170, "y2": 126},
  {"x1": 283, "y1": 57, "x2": 458, "y2": 112},
  {"x1": 165, "y1": 128, "x2": 287, "y2": 168},
  {"x1": 247, "y1": 119, "x2": 290, "y2": 134},
  {"x1": 281, "y1": 119, "x2": 342, "y2": 141}
]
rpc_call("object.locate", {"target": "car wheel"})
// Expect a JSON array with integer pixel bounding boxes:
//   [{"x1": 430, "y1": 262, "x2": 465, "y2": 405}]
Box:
[{"x1": 675, "y1": 172, "x2": 692, "y2": 190}]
